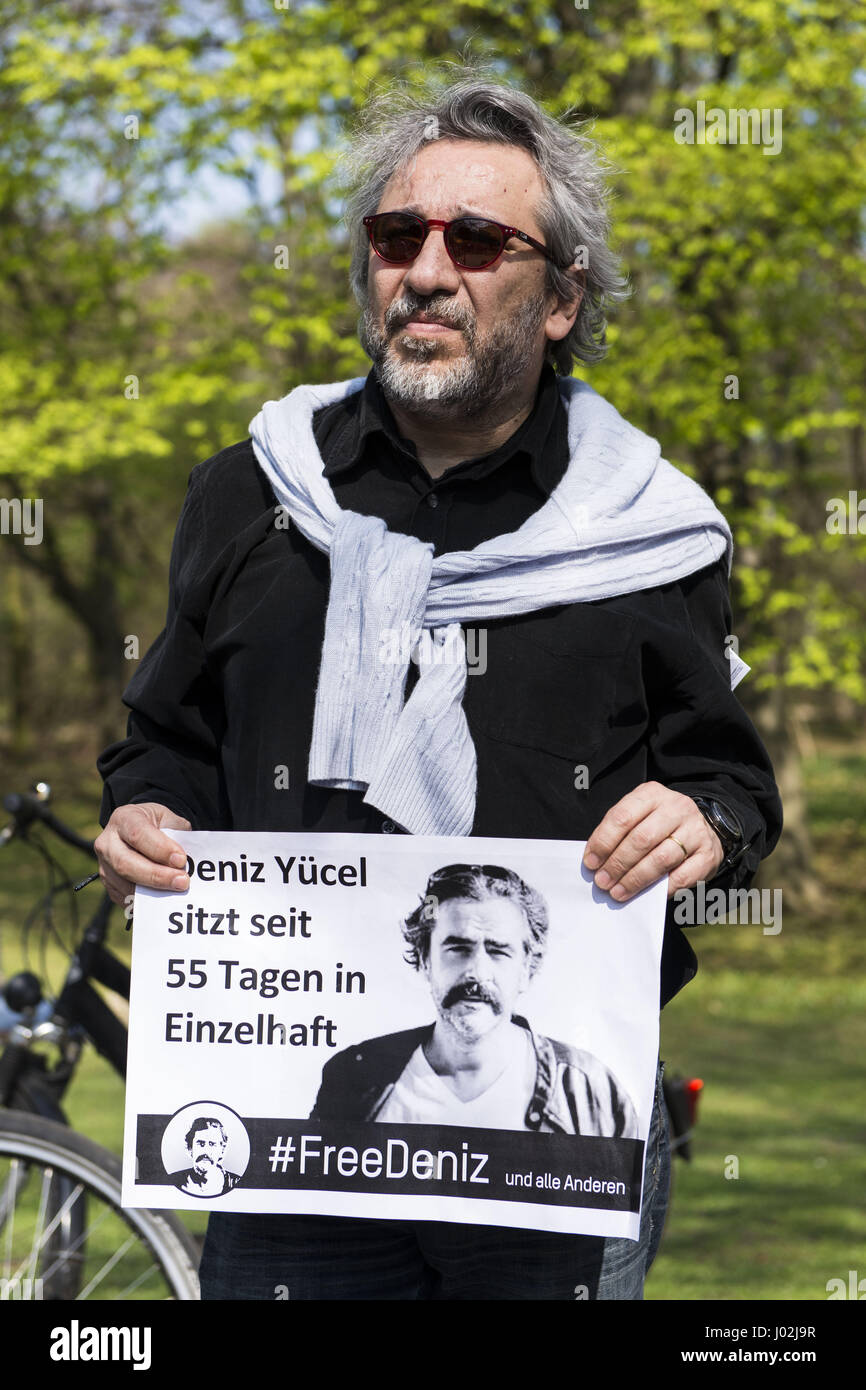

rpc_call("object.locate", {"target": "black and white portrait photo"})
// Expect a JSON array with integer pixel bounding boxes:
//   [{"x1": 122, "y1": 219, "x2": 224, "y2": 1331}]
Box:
[
  {"x1": 161, "y1": 1104, "x2": 250, "y2": 1199},
  {"x1": 127, "y1": 829, "x2": 665, "y2": 1237},
  {"x1": 310, "y1": 862, "x2": 638, "y2": 1136}
]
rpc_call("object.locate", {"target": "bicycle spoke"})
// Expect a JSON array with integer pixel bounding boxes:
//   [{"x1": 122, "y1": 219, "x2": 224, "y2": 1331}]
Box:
[
  {"x1": 4, "y1": 1170, "x2": 85, "y2": 1286},
  {"x1": 38, "y1": 1202, "x2": 112, "y2": 1283},
  {"x1": 112, "y1": 1263, "x2": 162, "y2": 1300},
  {"x1": 1, "y1": 1161, "x2": 21, "y2": 1280},
  {"x1": 25, "y1": 1163, "x2": 53, "y2": 1285},
  {"x1": 76, "y1": 1233, "x2": 139, "y2": 1299}
]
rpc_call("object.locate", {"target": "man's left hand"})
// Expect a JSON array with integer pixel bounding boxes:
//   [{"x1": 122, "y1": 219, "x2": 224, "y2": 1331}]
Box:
[{"x1": 582, "y1": 782, "x2": 725, "y2": 901}]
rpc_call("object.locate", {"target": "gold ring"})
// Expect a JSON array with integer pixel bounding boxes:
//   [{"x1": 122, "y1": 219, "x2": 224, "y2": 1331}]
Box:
[{"x1": 667, "y1": 835, "x2": 688, "y2": 862}]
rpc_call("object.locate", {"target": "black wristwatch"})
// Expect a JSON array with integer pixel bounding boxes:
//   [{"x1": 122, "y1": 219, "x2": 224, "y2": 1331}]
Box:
[{"x1": 692, "y1": 796, "x2": 749, "y2": 879}]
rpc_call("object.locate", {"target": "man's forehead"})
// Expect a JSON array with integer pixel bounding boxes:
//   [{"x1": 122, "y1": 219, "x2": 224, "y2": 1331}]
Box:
[
  {"x1": 435, "y1": 895, "x2": 527, "y2": 936},
  {"x1": 380, "y1": 141, "x2": 544, "y2": 221},
  {"x1": 400, "y1": 199, "x2": 513, "y2": 219}
]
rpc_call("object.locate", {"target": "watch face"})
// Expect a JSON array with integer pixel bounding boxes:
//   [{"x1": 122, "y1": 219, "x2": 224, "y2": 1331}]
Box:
[
  {"x1": 712, "y1": 801, "x2": 744, "y2": 841},
  {"x1": 696, "y1": 798, "x2": 743, "y2": 847}
]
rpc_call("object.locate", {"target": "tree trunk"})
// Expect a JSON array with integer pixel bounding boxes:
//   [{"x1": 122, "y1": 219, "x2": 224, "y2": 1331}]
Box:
[
  {"x1": 745, "y1": 685, "x2": 822, "y2": 914},
  {"x1": 0, "y1": 561, "x2": 34, "y2": 759}
]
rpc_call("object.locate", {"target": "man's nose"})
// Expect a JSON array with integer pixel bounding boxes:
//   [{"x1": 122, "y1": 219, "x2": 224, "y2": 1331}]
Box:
[{"x1": 401, "y1": 227, "x2": 462, "y2": 298}]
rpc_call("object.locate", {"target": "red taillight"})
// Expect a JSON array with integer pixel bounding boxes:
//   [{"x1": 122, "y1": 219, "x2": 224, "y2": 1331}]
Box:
[{"x1": 685, "y1": 1077, "x2": 703, "y2": 1123}]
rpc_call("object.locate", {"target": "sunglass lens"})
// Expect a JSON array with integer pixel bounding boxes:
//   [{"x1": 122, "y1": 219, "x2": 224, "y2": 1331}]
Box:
[
  {"x1": 447, "y1": 218, "x2": 504, "y2": 268},
  {"x1": 371, "y1": 214, "x2": 424, "y2": 262}
]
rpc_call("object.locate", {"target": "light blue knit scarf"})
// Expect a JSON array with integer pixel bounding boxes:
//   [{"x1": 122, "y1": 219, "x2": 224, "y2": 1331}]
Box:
[{"x1": 248, "y1": 375, "x2": 732, "y2": 836}]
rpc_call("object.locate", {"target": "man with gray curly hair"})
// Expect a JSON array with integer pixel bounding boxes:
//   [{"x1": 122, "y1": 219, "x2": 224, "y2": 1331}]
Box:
[
  {"x1": 96, "y1": 64, "x2": 782, "y2": 1300},
  {"x1": 310, "y1": 863, "x2": 639, "y2": 1136}
]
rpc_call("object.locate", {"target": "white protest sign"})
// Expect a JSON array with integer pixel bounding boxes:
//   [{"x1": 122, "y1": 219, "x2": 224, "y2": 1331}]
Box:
[{"x1": 122, "y1": 831, "x2": 666, "y2": 1239}]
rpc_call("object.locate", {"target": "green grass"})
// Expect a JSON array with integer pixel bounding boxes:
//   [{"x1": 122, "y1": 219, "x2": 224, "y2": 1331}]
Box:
[
  {"x1": 648, "y1": 743, "x2": 866, "y2": 1300},
  {"x1": 2, "y1": 747, "x2": 864, "y2": 1299}
]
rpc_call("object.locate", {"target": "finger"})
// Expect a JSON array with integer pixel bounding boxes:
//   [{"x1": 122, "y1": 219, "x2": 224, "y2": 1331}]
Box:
[
  {"x1": 98, "y1": 863, "x2": 135, "y2": 907},
  {"x1": 611, "y1": 829, "x2": 721, "y2": 902},
  {"x1": 95, "y1": 818, "x2": 184, "y2": 872},
  {"x1": 590, "y1": 806, "x2": 688, "y2": 889},
  {"x1": 606, "y1": 840, "x2": 691, "y2": 901},
  {"x1": 583, "y1": 784, "x2": 664, "y2": 871},
  {"x1": 665, "y1": 859, "x2": 704, "y2": 898},
  {"x1": 96, "y1": 826, "x2": 189, "y2": 892},
  {"x1": 117, "y1": 811, "x2": 190, "y2": 869},
  {"x1": 665, "y1": 829, "x2": 725, "y2": 897}
]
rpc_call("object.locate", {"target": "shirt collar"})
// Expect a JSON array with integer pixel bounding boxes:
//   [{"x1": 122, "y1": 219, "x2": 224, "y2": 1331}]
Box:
[{"x1": 320, "y1": 362, "x2": 567, "y2": 497}]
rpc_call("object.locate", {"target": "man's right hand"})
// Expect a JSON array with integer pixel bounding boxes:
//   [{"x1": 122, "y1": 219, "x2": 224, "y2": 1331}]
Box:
[{"x1": 94, "y1": 803, "x2": 191, "y2": 908}]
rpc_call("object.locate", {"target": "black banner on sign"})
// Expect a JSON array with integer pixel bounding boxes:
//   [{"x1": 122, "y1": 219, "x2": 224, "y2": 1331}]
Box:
[{"x1": 136, "y1": 1114, "x2": 644, "y2": 1211}]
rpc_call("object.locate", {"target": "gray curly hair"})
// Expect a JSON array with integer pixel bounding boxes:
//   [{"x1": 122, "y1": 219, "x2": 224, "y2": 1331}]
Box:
[
  {"x1": 340, "y1": 66, "x2": 629, "y2": 373},
  {"x1": 402, "y1": 863, "x2": 550, "y2": 978}
]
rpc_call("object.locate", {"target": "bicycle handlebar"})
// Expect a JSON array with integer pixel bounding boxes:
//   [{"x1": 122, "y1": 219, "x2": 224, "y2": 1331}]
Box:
[{"x1": 1, "y1": 787, "x2": 96, "y2": 858}]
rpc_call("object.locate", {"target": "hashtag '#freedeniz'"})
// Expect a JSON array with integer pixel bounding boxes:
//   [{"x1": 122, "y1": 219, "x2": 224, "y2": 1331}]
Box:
[{"x1": 269, "y1": 1136, "x2": 296, "y2": 1172}]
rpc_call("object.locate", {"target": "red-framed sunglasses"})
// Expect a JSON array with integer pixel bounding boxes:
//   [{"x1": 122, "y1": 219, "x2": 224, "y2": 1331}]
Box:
[{"x1": 363, "y1": 211, "x2": 560, "y2": 271}]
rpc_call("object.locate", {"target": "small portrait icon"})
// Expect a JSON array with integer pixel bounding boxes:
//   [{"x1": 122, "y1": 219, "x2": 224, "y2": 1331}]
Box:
[{"x1": 161, "y1": 1103, "x2": 250, "y2": 1199}]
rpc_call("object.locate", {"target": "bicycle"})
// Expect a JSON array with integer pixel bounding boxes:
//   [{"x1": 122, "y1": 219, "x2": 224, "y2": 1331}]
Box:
[{"x1": 0, "y1": 782, "x2": 200, "y2": 1300}]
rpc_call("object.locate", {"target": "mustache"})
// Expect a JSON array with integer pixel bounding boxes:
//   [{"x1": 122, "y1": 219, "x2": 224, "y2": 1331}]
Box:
[
  {"x1": 385, "y1": 296, "x2": 474, "y2": 335},
  {"x1": 443, "y1": 981, "x2": 500, "y2": 1011}
]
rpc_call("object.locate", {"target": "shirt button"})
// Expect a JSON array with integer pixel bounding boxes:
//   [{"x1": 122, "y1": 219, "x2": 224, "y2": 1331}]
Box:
[
  {"x1": 426, "y1": 493, "x2": 439, "y2": 508},
  {"x1": 528, "y1": 1111, "x2": 541, "y2": 1124},
  {"x1": 381, "y1": 819, "x2": 396, "y2": 833}
]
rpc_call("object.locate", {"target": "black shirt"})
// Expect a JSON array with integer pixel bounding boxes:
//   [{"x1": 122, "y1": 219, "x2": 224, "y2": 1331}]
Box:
[{"x1": 97, "y1": 364, "x2": 783, "y2": 1006}]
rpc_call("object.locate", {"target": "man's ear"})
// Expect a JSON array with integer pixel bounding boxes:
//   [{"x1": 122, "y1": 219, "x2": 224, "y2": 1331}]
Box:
[
  {"x1": 546, "y1": 268, "x2": 583, "y2": 342},
  {"x1": 563, "y1": 267, "x2": 584, "y2": 322}
]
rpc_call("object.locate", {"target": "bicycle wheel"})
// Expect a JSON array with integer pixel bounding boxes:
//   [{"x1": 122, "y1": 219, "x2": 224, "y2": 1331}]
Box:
[
  {"x1": 0, "y1": 1109, "x2": 200, "y2": 1300},
  {"x1": 3, "y1": 1082, "x2": 88, "y2": 1299}
]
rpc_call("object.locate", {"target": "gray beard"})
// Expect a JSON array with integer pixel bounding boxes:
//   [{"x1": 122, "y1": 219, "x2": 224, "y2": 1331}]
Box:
[{"x1": 358, "y1": 292, "x2": 549, "y2": 421}]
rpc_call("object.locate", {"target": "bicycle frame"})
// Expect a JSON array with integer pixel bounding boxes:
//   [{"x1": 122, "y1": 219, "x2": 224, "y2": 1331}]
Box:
[{"x1": 0, "y1": 787, "x2": 130, "y2": 1115}]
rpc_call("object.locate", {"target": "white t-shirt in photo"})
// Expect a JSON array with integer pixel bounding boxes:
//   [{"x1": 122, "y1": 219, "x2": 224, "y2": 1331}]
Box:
[{"x1": 374, "y1": 1029, "x2": 537, "y2": 1129}]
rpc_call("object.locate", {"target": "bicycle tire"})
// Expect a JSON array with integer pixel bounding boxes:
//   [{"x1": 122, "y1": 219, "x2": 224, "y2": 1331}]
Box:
[
  {"x1": 5, "y1": 1070, "x2": 89, "y2": 1298},
  {"x1": 0, "y1": 1109, "x2": 200, "y2": 1300}
]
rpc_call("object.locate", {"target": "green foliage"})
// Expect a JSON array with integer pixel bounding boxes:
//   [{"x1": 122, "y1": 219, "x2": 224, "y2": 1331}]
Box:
[{"x1": 0, "y1": 0, "x2": 864, "y2": 723}]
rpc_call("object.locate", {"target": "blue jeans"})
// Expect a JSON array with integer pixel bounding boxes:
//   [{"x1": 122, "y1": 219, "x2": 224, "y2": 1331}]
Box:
[{"x1": 199, "y1": 1059, "x2": 670, "y2": 1301}]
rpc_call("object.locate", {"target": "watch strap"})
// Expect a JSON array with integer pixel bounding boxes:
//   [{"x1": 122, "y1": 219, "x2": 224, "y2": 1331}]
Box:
[{"x1": 692, "y1": 795, "x2": 750, "y2": 876}]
